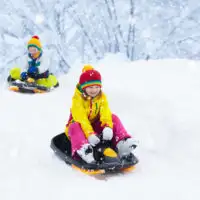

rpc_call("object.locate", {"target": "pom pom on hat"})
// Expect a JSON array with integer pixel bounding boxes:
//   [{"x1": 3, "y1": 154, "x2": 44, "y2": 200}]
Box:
[
  {"x1": 32, "y1": 35, "x2": 40, "y2": 40},
  {"x1": 27, "y1": 35, "x2": 42, "y2": 51},
  {"x1": 79, "y1": 65, "x2": 102, "y2": 90},
  {"x1": 82, "y1": 65, "x2": 94, "y2": 72}
]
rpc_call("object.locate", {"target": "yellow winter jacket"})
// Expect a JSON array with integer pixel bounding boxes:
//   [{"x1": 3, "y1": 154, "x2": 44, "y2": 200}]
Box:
[{"x1": 65, "y1": 85, "x2": 113, "y2": 139}]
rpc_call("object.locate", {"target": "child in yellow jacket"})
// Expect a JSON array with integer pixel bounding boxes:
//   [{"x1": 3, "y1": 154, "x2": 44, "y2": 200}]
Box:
[{"x1": 65, "y1": 65, "x2": 137, "y2": 163}]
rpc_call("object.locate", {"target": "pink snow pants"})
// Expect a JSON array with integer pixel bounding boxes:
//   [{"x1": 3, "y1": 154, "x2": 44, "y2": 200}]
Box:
[{"x1": 68, "y1": 114, "x2": 131, "y2": 156}]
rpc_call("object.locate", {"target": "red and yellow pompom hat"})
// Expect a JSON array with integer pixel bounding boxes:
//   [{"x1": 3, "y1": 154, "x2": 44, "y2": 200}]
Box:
[
  {"x1": 27, "y1": 35, "x2": 42, "y2": 52},
  {"x1": 79, "y1": 65, "x2": 102, "y2": 90}
]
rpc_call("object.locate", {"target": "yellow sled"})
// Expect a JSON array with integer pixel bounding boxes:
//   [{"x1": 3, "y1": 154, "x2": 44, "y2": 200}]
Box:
[{"x1": 8, "y1": 67, "x2": 59, "y2": 93}]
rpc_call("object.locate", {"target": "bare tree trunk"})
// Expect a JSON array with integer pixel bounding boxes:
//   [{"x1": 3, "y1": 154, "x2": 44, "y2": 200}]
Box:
[
  {"x1": 110, "y1": 0, "x2": 124, "y2": 52},
  {"x1": 99, "y1": 9, "x2": 112, "y2": 52},
  {"x1": 81, "y1": 33, "x2": 85, "y2": 63},
  {"x1": 85, "y1": 11, "x2": 109, "y2": 56},
  {"x1": 66, "y1": 8, "x2": 100, "y2": 59},
  {"x1": 111, "y1": 0, "x2": 128, "y2": 53},
  {"x1": 55, "y1": 44, "x2": 71, "y2": 69},
  {"x1": 104, "y1": 0, "x2": 120, "y2": 53},
  {"x1": 127, "y1": 0, "x2": 135, "y2": 60}
]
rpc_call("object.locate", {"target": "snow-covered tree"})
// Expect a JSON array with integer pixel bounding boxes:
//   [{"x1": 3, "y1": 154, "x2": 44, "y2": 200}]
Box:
[{"x1": 0, "y1": 0, "x2": 200, "y2": 77}]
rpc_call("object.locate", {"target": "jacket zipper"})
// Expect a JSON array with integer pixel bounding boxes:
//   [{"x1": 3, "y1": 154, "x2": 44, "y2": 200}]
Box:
[{"x1": 88, "y1": 99, "x2": 93, "y2": 120}]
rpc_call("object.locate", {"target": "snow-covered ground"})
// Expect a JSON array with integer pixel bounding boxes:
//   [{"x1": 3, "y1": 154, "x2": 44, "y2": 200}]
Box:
[{"x1": 0, "y1": 54, "x2": 200, "y2": 200}]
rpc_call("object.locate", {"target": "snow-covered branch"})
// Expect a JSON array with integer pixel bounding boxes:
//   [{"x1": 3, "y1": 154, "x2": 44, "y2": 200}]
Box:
[{"x1": 0, "y1": 0, "x2": 200, "y2": 75}]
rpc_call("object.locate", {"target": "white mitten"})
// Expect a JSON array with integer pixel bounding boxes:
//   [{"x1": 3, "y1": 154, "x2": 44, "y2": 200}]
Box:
[
  {"x1": 88, "y1": 134, "x2": 100, "y2": 146},
  {"x1": 102, "y1": 127, "x2": 113, "y2": 140}
]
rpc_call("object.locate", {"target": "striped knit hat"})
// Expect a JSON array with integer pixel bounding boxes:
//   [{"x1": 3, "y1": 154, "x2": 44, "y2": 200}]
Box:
[
  {"x1": 27, "y1": 35, "x2": 42, "y2": 51},
  {"x1": 79, "y1": 65, "x2": 102, "y2": 90}
]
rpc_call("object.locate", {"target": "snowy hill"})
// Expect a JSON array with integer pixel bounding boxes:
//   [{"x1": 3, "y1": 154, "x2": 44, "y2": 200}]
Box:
[{"x1": 0, "y1": 54, "x2": 200, "y2": 200}]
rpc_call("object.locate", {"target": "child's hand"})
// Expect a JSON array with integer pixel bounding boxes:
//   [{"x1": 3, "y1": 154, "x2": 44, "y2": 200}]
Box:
[
  {"x1": 88, "y1": 134, "x2": 100, "y2": 147},
  {"x1": 102, "y1": 127, "x2": 113, "y2": 140}
]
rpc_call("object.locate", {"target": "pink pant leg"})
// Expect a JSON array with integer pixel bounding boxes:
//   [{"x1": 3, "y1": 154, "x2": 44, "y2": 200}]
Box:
[
  {"x1": 68, "y1": 122, "x2": 88, "y2": 156},
  {"x1": 92, "y1": 114, "x2": 131, "y2": 146},
  {"x1": 112, "y1": 114, "x2": 131, "y2": 146}
]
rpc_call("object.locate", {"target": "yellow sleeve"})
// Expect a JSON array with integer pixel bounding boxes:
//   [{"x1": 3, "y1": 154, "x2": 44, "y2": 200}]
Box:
[
  {"x1": 71, "y1": 92, "x2": 94, "y2": 138},
  {"x1": 100, "y1": 93, "x2": 113, "y2": 128}
]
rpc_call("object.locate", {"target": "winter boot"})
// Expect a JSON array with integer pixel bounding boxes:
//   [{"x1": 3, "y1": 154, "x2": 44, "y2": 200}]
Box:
[
  {"x1": 116, "y1": 138, "x2": 137, "y2": 159},
  {"x1": 77, "y1": 143, "x2": 95, "y2": 164}
]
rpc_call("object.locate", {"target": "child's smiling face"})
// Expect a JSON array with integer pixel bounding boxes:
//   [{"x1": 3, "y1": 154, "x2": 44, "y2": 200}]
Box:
[
  {"x1": 85, "y1": 86, "x2": 101, "y2": 97},
  {"x1": 28, "y1": 47, "x2": 38, "y2": 55}
]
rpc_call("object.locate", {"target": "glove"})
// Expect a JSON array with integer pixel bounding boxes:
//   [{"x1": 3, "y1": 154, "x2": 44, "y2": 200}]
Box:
[
  {"x1": 88, "y1": 134, "x2": 100, "y2": 147},
  {"x1": 27, "y1": 66, "x2": 39, "y2": 78},
  {"x1": 20, "y1": 72, "x2": 28, "y2": 81},
  {"x1": 102, "y1": 127, "x2": 113, "y2": 140}
]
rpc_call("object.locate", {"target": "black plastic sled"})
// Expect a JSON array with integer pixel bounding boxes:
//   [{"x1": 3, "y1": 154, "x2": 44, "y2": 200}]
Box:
[
  {"x1": 50, "y1": 133, "x2": 139, "y2": 175},
  {"x1": 7, "y1": 75, "x2": 59, "y2": 94}
]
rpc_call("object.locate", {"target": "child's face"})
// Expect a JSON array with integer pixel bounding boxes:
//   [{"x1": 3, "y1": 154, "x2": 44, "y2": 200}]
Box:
[
  {"x1": 85, "y1": 86, "x2": 101, "y2": 97},
  {"x1": 28, "y1": 47, "x2": 38, "y2": 55}
]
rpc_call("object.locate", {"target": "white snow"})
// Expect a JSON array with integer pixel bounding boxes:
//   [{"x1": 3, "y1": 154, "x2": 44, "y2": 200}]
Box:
[
  {"x1": 0, "y1": 54, "x2": 200, "y2": 200},
  {"x1": 35, "y1": 14, "x2": 45, "y2": 25}
]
